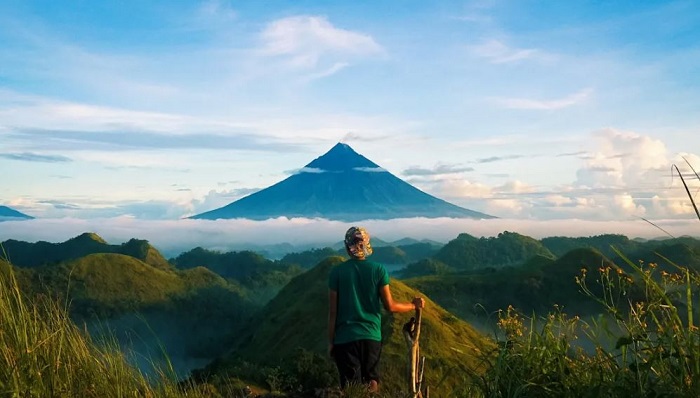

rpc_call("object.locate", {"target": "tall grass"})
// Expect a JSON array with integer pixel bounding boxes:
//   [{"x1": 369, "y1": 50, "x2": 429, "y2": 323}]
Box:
[
  {"x1": 0, "y1": 260, "x2": 218, "y2": 397},
  {"x1": 465, "y1": 162, "x2": 700, "y2": 398}
]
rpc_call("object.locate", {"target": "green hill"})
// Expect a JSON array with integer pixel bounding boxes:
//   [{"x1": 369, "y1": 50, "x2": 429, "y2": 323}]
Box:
[
  {"x1": 171, "y1": 247, "x2": 303, "y2": 305},
  {"x1": 614, "y1": 240, "x2": 700, "y2": 273},
  {"x1": 541, "y1": 234, "x2": 642, "y2": 258},
  {"x1": 404, "y1": 248, "x2": 619, "y2": 321},
  {"x1": 398, "y1": 258, "x2": 455, "y2": 279},
  {"x1": 214, "y1": 256, "x2": 491, "y2": 395},
  {"x1": 1, "y1": 233, "x2": 170, "y2": 270},
  {"x1": 280, "y1": 247, "x2": 342, "y2": 268},
  {"x1": 17, "y1": 251, "x2": 257, "y2": 376},
  {"x1": 433, "y1": 231, "x2": 555, "y2": 270}
]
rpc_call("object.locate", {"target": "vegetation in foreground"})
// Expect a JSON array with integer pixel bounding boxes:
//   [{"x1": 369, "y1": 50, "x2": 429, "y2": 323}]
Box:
[
  {"x1": 464, "y1": 163, "x2": 700, "y2": 398},
  {"x1": 0, "y1": 257, "x2": 222, "y2": 397}
]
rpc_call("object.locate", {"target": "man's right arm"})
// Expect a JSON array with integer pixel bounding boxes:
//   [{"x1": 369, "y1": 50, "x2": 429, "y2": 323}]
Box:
[{"x1": 379, "y1": 284, "x2": 425, "y2": 313}]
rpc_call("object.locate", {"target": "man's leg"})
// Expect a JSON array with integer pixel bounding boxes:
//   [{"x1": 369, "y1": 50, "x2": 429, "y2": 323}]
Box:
[
  {"x1": 360, "y1": 340, "x2": 382, "y2": 392},
  {"x1": 333, "y1": 341, "x2": 362, "y2": 388}
]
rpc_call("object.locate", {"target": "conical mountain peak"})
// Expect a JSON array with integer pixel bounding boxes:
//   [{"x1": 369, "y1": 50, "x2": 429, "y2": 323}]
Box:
[
  {"x1": 305, "y1": 142, "x2": 380, "y2": 171},
  {"x1": 192, "y1": 143, "x2": 494, "y2": 221},
  {"x1": 0, "y1": 205, "x2": 34, "y2": 220}
]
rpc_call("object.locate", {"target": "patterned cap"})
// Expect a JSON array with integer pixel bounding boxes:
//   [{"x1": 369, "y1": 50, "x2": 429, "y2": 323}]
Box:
[{"x1": 344, "y1": 226, "x2": 373, "y2": 260}]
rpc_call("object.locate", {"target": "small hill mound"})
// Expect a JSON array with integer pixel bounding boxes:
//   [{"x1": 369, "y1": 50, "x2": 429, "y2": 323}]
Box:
[
  {"x1": 223, "y1": 256, "x2": 491, "y2": 395},
  {"x1": 434, "y1": 231, "x2": 554, "y2": 270},
  {"x1": 64, "y1": 253, "x2": 183, "y2": 310},
  {"x1": 398, "y1": 258, "x2": 454, "y2": 279},
  {"x1": 119, "y1": 238, "x2": 170, "y2": 270},
  {"x1": 1, "y1": 233, "x2": 171, "y2": 270}
]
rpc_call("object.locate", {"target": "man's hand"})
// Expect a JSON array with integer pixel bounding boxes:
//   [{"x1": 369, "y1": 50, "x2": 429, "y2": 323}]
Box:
[
  {"x1": 328, "y1": 343, "x2": 334, "y2": 358},
  {"x1": 412, "y1": 297, "x2": 425, "y2": 309}
]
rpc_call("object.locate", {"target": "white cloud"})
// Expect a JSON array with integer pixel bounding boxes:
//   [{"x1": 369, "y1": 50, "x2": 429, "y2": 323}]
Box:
[
  {"x1": 197, "y1": 0, "x2": 237, "y2": 22},
  {"x1": 543, "y1": 195, "x2": 573, "y2": 207},
  {"x1": 289, "y1": 167, "x2": 327, "y2": 174},
  {"x1": 495, "y1": 88, "x2": 593, "y2": 110},
  {"x1": 469, "y1": 39, "x2": 542, "y2": 64},
  {"x1": 430, "y1": 179, "x2": 493, "y2": 199},
  {"x1": 485, "y1": 199, "x2": 532, "y2": 218},
  {"x1": 259, "y1": 15, "x2": 383, "y2": 69},
  {"x1": 575, "y1": 128, "x2": 669, "y2": 189},
  {"x1": 3, "y1": 217, "x2": 697, "y2": 259},
  {"x1": 300, "y1": 62, "x2": 350, "y2": 82},
  {"x1": 495, "y1": 180, "x2": 536, "y2": 194}
]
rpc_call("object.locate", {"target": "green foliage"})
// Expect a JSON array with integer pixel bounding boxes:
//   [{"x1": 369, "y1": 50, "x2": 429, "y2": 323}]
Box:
[
  {"x1": 172, "y1": 247, "x2": 274, "y2": 279},
  {"x1": 171, "y1": 247, "x2": 303, "y2": 303},
  {"x1": 398, "y1": 258, "x2": 454, "y2": 278},
  {"x1": 213, "y1": 256, "x2": 491, "y2": 396},
  {"x1": 541, "y1": 234, "x2": 639, "y2": 258},
  {"x1": 280, "y1": 247, "x2": 342, "y2": 268},
  {"x1": 465, "y1": 254, "x2": 700, "y2": 398},
  {"x1": 1, "y1": 233, "x2": 171, "y2": 270},
  {"x1": 0, "y1": 259, "x2": 210, "y2": 397},
  {"x1": 404, "y1": 248, "x2": 615, "y2": 321},
  {"x1": 434, "y1": 231, "x2": 555, "y2": 271},
  {"x1": 16, "y1": 252, "x2": 257, "y2": 376}
]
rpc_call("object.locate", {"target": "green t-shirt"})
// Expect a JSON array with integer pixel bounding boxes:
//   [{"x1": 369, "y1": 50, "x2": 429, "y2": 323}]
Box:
[{"x1": 328, "y1": 258, "x2": 390, "y2": 344}]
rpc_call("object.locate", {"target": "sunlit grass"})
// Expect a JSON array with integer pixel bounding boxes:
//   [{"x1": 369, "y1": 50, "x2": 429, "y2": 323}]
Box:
[
  {"x1": 463, "y1": 161, "x2": 700, "y2": 398},
  {"x1": 0, "y1": 257, "x2": 219, "y2": 397}
]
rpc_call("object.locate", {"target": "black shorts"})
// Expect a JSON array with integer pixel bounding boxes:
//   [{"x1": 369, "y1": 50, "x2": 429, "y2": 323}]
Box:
[{"x1": 332, "y1": 339, "x2": 382, "y2": 387}]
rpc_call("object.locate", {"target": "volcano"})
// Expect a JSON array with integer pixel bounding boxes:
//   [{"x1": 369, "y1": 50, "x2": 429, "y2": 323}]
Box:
[
  {"x1": 0, "y1": 206, "x2": 34, "y2": 221},
  {"x1": 191, "y1": 143, "x2": 493, "y2": 221}
]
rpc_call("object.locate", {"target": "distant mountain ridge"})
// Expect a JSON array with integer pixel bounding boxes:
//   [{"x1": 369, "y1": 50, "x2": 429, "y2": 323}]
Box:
[
  {"x1": 0, "y1": 205, "x2": 33, "y2": 220},
  {"x1": 192, "y1": 143, "x2": 493, "y2": 221}
]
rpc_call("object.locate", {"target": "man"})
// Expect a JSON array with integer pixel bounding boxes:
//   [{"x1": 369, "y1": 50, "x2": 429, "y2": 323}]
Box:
[{"x1": 328, "y1": 226, "x2": 425, "y2": 393}]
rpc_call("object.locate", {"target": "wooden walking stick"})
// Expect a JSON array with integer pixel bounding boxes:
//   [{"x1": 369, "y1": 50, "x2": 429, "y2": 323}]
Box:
[{"x1": 403, "y1": 306, "x2": 427, "y2": 397}]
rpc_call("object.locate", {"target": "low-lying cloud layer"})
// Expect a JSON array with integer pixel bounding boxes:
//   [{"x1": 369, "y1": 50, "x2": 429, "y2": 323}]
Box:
[{"x1": 1, "y1": 217, "x2": 697, "y2": 258}]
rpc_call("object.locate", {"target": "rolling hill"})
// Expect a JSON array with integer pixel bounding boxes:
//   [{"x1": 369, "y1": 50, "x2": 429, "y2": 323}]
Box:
[
  {"x1": 1, "y1": 233, "x2": 170, "y2": 269},
  {"x1": 210, "y1": 256, "x2": 491, "y2": 395},
  {"x1": 433, "y1": 231, "x2": 555, "y2": 271},
  {"x1": 403, "y1": 248, "x2": 621, "y2": 320}
]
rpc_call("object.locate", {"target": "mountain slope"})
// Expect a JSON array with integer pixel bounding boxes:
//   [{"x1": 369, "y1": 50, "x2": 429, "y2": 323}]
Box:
[
  {"x1": 220, "y1": 256, "x2": 491, "y2": 395},
  {"x1": 404, "y1": 248, "x2": 618, "y2": 320},
  {"x1": 192, "y1": 143, "x2": 493, "y2": 221},
  {"x1": 1, "y1": 233, "x2": 170, "y2": 270},
  {"x1": 0, "y1": 205, "x2": 33, "y2": 220},
  {"x1": 433, "y1": 231, "x2": 555, "y2": 270}
]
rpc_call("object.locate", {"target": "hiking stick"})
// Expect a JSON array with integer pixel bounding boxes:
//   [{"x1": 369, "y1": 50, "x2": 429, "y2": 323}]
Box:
[{"x1": 404, "y1": 307, "x2": 424, "y2": 397}]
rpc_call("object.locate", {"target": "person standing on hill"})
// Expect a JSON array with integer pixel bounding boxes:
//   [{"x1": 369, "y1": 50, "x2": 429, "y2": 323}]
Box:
[{"x1": 328, "y1": 226, "x2": 425, "y2": 393}]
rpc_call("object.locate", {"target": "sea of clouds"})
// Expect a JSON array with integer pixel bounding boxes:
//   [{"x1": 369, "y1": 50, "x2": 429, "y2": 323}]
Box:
[{"x1": 1, "y1": 216, "x2": 697, "y2": 258}]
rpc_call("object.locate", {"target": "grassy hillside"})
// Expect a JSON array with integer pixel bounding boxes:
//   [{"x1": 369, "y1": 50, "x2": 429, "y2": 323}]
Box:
[
  {"x1": 541, "y1": 234, "x2": 641, "y2": 258},
  {"x1": 434, "y1": 231, "x2": 555, "y2": 271},
  {"x1": 0, "y1": 261, "x2": 216, "y2": 397},
  {"x1": 171, "y1": 247, "x2": 303, "y2": 304},
  {"x1": 17, "y1": 251, "x2": 256, "y2": 378},
  {"x1": 404, "y1": 248, "x2": 620, "y2": 320},
  {"x1": 2, "y1": 233, "x2": 170, "y2": 270},
  {"x1": 213, "y1": 256, "x2": 491, "y2": 396}
]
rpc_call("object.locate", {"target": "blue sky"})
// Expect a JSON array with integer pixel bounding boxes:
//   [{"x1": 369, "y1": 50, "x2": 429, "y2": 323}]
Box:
[{"x1": 2, "y1": 0, "x2": 700, "y2": 230}]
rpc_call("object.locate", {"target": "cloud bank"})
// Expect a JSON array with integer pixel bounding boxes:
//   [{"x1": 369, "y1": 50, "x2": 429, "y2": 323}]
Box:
[{"x1": 1, "y1": 217, "x2": 697, "y2": 259}]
